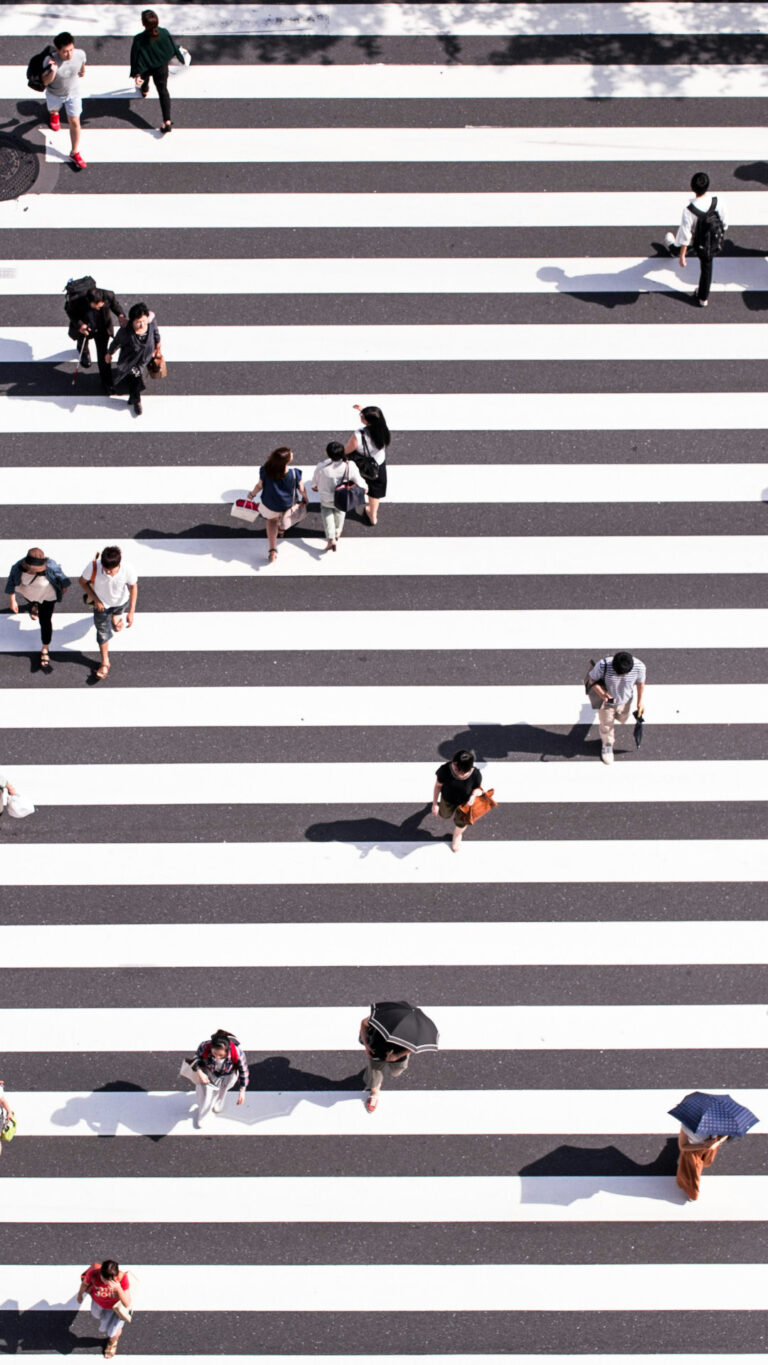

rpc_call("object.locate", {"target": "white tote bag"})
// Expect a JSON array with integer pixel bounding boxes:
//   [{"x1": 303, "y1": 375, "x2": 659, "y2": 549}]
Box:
[
  {"x1": 179, "y1": 1058, "x2": 199, "y2": 1085},
  {"x1": 6, "y1": 792, "x2": 35, "y2": 819},
  {"x1": 231, "y1": 496, "x2": 260, "y2": 525}
]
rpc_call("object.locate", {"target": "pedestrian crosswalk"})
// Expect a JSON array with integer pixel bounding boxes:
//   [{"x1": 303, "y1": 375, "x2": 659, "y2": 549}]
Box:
[{"x1": 2, "y1": 0, "x2": 768, "y2": 1359}]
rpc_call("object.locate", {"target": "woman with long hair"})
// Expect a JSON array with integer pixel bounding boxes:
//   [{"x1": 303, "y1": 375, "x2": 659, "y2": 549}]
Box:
[
  {"x1": 129, "y1": 8, "x2": 184, "y2": 133},
  {"x1": 344, "y1": 402, "x2": 391, "y2": 526},
  {"x1": 248, "y1": 446, "x2": 307, "y2": 563}
]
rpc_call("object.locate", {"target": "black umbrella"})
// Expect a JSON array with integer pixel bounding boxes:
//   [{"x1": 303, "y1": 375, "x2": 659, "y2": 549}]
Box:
[
  {"x1": 368, "y1": 1001, "x2": 439, "y2": 1053},
  {"x1": 633, "y1": 709, "x2": 645, "y2": 748}
]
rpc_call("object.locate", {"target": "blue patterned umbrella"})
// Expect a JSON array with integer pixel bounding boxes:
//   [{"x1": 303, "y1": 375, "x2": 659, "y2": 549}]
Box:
[{"x1": 669, "y1": 1091, "x2": 759, "y2": 1138}]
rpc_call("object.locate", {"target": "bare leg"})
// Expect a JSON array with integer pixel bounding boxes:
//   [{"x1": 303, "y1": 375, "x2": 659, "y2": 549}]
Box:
[
  {"x1": 266, "y1": 518, "x2": 278, "y2": 559},
  {"x1": 68, "y1": 114, "x2": 81, "y2": 155},
  {"x1": 367, "y1": 495, "x2": 380, "y2": 525},
  {"x1": 96, "y1": 642, "x2": 110, "y2": 679}
]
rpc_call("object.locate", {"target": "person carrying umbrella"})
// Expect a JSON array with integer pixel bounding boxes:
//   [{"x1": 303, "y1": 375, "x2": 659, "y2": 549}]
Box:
[
  {"x1": 669, "y1": 1091, "x2": 759, "y2": 1201},
  {"x1": 359, "y1": 1001, "x2": 438, "y2": 1113}
]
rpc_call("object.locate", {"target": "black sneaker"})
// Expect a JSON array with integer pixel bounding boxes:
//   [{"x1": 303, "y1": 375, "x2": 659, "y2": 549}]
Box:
[{"x1": 133, "y1": 399, "x2": 143, "y2": 415}]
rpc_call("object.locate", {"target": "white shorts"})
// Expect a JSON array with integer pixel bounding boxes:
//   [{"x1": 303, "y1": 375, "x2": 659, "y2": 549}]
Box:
[
  {"x1": 46, "y1": 89, "x2": 82, "y2": 119},
  {"x1": 258, "y1": 504, "x2": 282, "y2": 520}
]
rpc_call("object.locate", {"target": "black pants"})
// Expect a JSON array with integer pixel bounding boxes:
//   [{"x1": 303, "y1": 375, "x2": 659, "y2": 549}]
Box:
[
  {"x1": 114, "y1": 368, "x2": 146, "y2": 406},
  {"x1": 78, "y1": 330, "x2": 112, "y2": 387},
  {"x1": 697, "y1": 253, "x2": 713, "y2": 303},
  {"x1": 141, "y1": 63, "x2": 171, "y2": 123},
  {"x1": 18, "y1": 596, "x2": 55, "y2": 647}
]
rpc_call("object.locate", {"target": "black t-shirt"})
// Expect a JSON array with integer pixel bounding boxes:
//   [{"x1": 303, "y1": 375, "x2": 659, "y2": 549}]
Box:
[
  {"x1": 364, "y1": 1024, "x2": 391, "y2": 1061},
  {"x1": 435, "y1": 762, "x2": 482, "y2": 807}
]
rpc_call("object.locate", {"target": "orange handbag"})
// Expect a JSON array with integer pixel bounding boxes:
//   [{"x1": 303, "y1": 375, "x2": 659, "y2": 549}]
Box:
[{"x1": 458, "y1": 788, "x2": 498, "y2": 826}]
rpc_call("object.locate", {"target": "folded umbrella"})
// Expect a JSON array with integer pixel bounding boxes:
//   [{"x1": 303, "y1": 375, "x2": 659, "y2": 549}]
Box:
[
  {"x1": 633, "y1": 709, "x2": 645, "y2": 748},
  {"x1": 368, "y1": 1001, "x2": 439, "y2": 1053},
  {"x1": 669, "y1": 1091, "x2": 759, "y2": 1138}
]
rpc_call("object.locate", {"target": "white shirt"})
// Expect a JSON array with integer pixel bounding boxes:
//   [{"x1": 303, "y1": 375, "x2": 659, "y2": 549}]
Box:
[
  {"x1": 312, "y1": 457, "x2": 367, "y2": 504},
  {"x1": 18, "y1": 570, "x2": 57, "y2": 604},
  {"x1": 355, "y1": 428, "x2": 386, "y2": 466},
  {"x1": 82, "y1": 558, "x2": 137, "y2": 608},
  {"x1": 675, "y1": 193, "x2": 728, "y2": 248}
]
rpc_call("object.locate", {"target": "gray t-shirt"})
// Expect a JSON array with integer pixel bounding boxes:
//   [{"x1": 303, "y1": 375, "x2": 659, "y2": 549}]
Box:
[{"x1": 44, "y1": 47, "x2": 86, "y2": 98}]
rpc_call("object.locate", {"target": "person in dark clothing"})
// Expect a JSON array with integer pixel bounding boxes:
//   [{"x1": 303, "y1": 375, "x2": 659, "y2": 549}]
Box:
[
  {"x1": 105, "y1": 302, "x2": 162, "y2": 416},
  {"x1": 130, "y1": 8, "x2": 184, "y2": 133},
  {"x1": 359, "y1": 1013, "x2": 412, "y2": 1113},
  {"x1": 67, "y1": 286, "x2": 127, "y2": 389},
  {"x1": 432, "y1": 748, "x2": 484, "y2": 853},
  {"x1": 5, "y1": 547, "x2": 70, "y2": 673}
]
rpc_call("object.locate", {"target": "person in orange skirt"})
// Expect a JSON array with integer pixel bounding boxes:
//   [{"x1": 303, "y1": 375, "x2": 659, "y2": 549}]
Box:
[{"x1": 676, "y1": 1126, "x2": 729, "y2": 1200}]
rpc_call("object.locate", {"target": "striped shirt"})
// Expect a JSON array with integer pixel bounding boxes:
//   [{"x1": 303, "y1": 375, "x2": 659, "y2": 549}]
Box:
[{"x1": 589, "y1": 656, "x2": 646, "y2": 708}]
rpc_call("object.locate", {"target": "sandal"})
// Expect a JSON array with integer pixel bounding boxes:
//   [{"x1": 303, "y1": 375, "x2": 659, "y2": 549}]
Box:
[
  {"x1": 104, "y1": 1340, "x2": 119, "y2": 1359},
  {"x1": 365, "y1": 1092, "x2": 380, "y2": 1112},
  {"x1": 268, "y1": 549, "x2": 278, "y2": 563},
  {"x1": 95, "y1": 663, "x2": 111, "y2": 680},
  {"x1": 40, "y1": 648, "x2": 52, "y2": 673},
  {"x1": 29, "y1": 603, "x2": 39, "y2": 620}
]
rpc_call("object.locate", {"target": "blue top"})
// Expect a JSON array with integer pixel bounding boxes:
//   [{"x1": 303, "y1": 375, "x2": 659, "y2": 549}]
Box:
[
  {"x1": 5, "y1": 557, "x2": 70, "y2": 602},
  {"x1": 259, "y1": 466, "x2": 302, "y2": 513}
]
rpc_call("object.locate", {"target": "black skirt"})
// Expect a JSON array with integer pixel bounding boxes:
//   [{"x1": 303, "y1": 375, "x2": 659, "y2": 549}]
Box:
[{"x1": 365, "y1": 460, "x2": 387, "y2": 501}]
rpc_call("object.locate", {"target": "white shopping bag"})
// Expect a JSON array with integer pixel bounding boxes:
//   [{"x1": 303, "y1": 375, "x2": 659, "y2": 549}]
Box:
[
  {"x1": 231, "y1": 496, "x2": 260, "y2": 524},
  {"x1": 6, "y1": 792, "x2": 35, "y2": 819}
]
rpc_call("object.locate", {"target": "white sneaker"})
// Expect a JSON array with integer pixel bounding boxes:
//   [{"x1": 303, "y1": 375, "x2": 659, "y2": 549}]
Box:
[
  {"x1": 698, "y1": 298, "x2": 709, "y2": 307},
  {"x1": 212, "y1": 1098, "x2": 226, "y2": 1114},
  {"x1": 664, "y1": 231, "x2": 677, "y2": 254},
  {"x1": 601, "y1": 744, "x2": 614, "y2": 765}
]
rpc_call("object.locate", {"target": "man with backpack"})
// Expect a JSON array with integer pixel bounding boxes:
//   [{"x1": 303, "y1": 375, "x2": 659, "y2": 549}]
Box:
[
  {"x1": 65, "y1": 279, "x2": 127, "y2": 389},
  {"x1": 36, "y1": 31, "x2": 87, "y2": 170},
  {"x1": 665, "y1": 171, "x2": 727, "y2": 308}
]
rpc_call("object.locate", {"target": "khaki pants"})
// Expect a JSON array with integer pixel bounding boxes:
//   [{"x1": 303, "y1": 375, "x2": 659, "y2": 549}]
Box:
[
  {"x1": 365, "y1": 1053, "x2": 409, "y2": 1092},
  {"x1": 598, "y1": 699, "x2": 632, "y2": 747}
]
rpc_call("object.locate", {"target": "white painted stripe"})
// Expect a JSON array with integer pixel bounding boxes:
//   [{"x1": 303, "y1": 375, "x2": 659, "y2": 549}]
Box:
[
  {"x1": 1, "y1": 191, "x2": 765, "y2": 231},
  {"x1": 3, "y1": 463, "x2": 767, "y2": 506},
  {"x1": 6, "y1": 920, "x2": 768, "y2": 968},
  {"x1": 43, "y1": 126, "x2": 768, "y2": 165},
  {"x1": 7, "y1": 392, "x2": 768, "y2": 434},
  {"x1": 13, "y1": 1088, "x2": 768, "y2": 1137},
  {"x1": 12, "y1": 323, "x2": 768, "y2": 364},
  {"x1": 4, "y1": 2, "x2": 768, "y2": 37},
  {"x1": 2, "y1": 608, "x2": 767, "y2": 653},
  {"x1": 9, "y1": 760, "x2": 768, "y2": 811},
  {"x1": 4, "y1": 535, "x2": 767, "y2": 579},
  {"x1": 5, "y1": 1261, "x2": 768, "y2": 1312},
  {"x1": 1, "y1": 257, "x2": 764, "y2": 296},
  {"x1": 1, "y1": 840, "x2": 768, "y2": 888},
  {"x1": 4, "y1": 1003, "x2": 768, "y2": 1051},
  {"x1": 8, "y1": 63, "x2": 768, "y2": 100},
  {"x1": 4, "y1": 1174, "x2": 768, "y2": 1223},
  {"x1": 0, "y1": 683, "x2": 764, "y2": 730}
]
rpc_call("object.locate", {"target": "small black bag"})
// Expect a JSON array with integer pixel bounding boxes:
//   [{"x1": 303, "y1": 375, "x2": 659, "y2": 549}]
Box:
[
  {"x1": 355, "y1": 430, "x2": 379, "y2": 483},
  {"x1": 27, "y1": 47, "x2": 52, "y2": 92},
  {"x1": 334, "y1": 462, "x2": 367, "y2": 513}
]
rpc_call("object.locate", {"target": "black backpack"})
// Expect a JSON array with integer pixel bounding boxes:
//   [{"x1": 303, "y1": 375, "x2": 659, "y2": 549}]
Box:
[
  {"x1": 26, "y1": 46, "x2": 53, "y2": 92},
  {"x1": 64, "y1": 275, "x2": 97, "y2": 317},
  {"x1": 689, "y1": 196, "x2": 725, "y2": 258}
]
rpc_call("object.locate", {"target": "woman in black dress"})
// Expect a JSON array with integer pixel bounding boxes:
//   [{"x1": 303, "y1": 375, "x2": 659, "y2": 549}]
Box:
[
  {"x1": 105, "y1": 302, "x2": 162, "y2": 416},
  {"x1": 344, "y1": 403, "x2": 390, "y2": 526}
]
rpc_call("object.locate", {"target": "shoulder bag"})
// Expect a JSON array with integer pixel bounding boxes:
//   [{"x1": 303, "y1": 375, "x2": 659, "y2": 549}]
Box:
[
  {"x1": 1, "y1": 1111, "x2": 17, "y2": 1142},
  {"x1": 355, "y1": 430, "x2": 380, "y2": 483},
  {"x1": 458, "y1": 788, "x2": 498, "y2": 826},
  {"x1": 334, "y1": 462, "x2": 367, "y2": 513},
  {"x1": 278, "y1": 468, "x2": 309, "y2": 531}
]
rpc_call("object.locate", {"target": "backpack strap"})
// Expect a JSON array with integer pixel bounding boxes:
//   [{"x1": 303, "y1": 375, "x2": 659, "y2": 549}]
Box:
[{"x1": 90, "y1": 554, "x2": 99, "y2": 586}]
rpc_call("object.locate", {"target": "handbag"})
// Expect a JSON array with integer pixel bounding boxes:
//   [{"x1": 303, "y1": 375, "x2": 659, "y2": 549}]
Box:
[
  {"x1": 231, "y1": 496, "x2": 261, "y2": 524},
  {"x1": 179, "y1": 1057, "x2": 199, "y2": 1085},
  {"x1": 1, "y1": 1112, "x2": 17, "y2": 1142},
  {"x1": 6, "y1": 793, "x2": 35, "y2": 819},
  {"x1": 335, "y1": 462, "x2": 367, "y2": 513},
  {"x1": 279, "y1": 468, "x2": 308, "y2": 531},
  {"x1": 458, "y1": 788, "x2": 497, "y2": 826},
  {"x1": 147, "y1": 354, "x2": 167, "y2": 380},
  {"x1": 355, "y1": 429, "x2": 379, "y2": 483}
]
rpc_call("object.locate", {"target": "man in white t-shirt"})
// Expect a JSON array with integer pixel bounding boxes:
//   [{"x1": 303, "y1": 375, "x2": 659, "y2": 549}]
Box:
[
  {"x1": 664, "y1": 170, "x2": 727, "y2": 308},
  {"x1": 79, "y1": 545, "x2": 138, "y2": 680},
  {"x1": 41, "y1": 30, "x2": 87, "y2": 170}
]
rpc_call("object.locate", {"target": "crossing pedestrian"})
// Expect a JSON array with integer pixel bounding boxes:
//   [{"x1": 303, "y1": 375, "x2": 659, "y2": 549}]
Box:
[
  {"x1": 587, "y1": 651, "x2": 646, "y2": 765},
  {"x1": 77, "y1": 1260, "x2": 133, "y2": 1358},
  {"x1": 344, "y1": 403, "x2": 390, "y2": 526},
  {"x1": 676, "y1": 1126, "x2": 728, "y2": 1201},
  {"x1": 432, "y1": 749, "x2": 485, "y2": 853},
  {"x1": 190, "y1": 1028, "x2": 249, "y2": 1128},
  {"x1": 78, "y1": 546, "x2": 138, "y2": 681},
  {"x1": 312, "y1": 440, "x2": 368, "y2": 551},
  {"x1": 66, "y1": 285, "x2": 127, "y2": 390},
  {"x1": 664, "y1": 171, "x2": 727, "y2": 308},
  {"x1": 130, "y1": 9, "x2": 184, "y2": 134},
  {"x1": 5, "y1": 548, "x2": 70, "y2": 673},
  {"x1": 359, "y1": 1013, "x2": 412, "y2": 1113},
  {"x1": 105, "y1": 303, "x2": 163, "y2": 416},
  {"x1": 41, "y1": 31, "x2": 88, "y2": 170},
  {"x1": 248, "y1": 447, "x2": 307, "y2": 563},
  {"x1": 0, "y1": 1077, "x2": 14, "y2": 1157}
]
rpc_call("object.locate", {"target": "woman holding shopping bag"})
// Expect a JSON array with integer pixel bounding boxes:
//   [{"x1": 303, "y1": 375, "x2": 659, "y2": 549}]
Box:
[
  {"x1": 248, "y1": 447, "x2": 307, "y2": 564},
  {"x1": 312, "y1": 441, "x2": 367, "y2": 551},
  {"x1": 77, "y1": 1260, "x2": 133, "y2": 1358},
  {"x1": 190, "y1": 1028, "x2": 249, "y2": 1128}
]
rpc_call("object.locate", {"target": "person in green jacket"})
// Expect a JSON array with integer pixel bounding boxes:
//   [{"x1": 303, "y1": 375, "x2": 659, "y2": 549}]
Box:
[{"x1": 130, "y1": 8, "x2": 184, "y2": 134}]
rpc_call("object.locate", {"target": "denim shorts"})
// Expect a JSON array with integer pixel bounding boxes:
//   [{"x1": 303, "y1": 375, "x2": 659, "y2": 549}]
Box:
[
  {"x1": 94, "y1": 600, "x2": 128, "y2": 645},
  {"x1": 46, "y1": 89, "x2": 83, "y2": 119}
]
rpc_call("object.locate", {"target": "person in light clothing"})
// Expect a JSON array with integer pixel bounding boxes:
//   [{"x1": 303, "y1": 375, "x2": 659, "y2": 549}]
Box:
[
  {"x1": 191, "y1": 1028, "x2": 249, "y2": 1128},
  {"x1": 588, "y1": 651, "x2": 646, "y2": 765},
  {"x1": 5, "y1": 547, "x2": 70, "y2": 673},
  {"x1": 664, "y1": 170, "x2": 727, "y2": 308},
  {"x1": 312, "y1": 441, "x2": 368, "y2": 551},
  {"x1": 78, "y1": 546, "x2": 138, "y2": 681},
  {"x1": 41, "y1": 31, "x2": 87, "y2": 170}
]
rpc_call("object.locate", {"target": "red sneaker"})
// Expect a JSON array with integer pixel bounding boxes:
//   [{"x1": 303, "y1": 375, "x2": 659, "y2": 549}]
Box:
[
  {"x1": 49, "y1": 111, "x2": 60, "y2": 132},
  {"x1": 69, "y1": 151, "x2": 87, "y2": 170}
]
